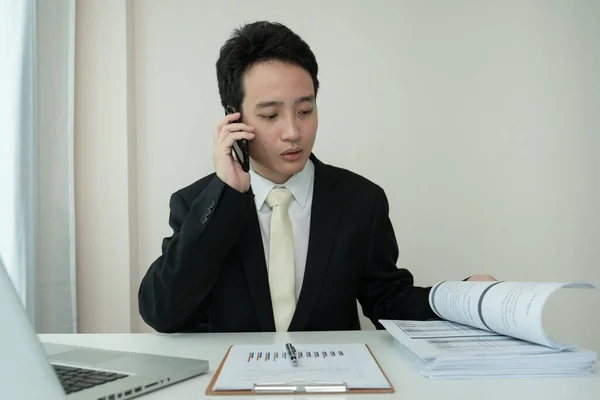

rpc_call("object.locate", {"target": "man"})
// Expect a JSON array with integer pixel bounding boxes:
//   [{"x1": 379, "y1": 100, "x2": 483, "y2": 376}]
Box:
[{"x1": 138, "y1": 21, "x2": 493, "y2": 334}]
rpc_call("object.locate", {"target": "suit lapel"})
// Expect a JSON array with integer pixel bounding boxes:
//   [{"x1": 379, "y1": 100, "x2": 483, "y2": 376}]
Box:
[
  {"x1": 288, "y1": 156, "x2": 342, "y2": 331},
  {"x1": 239, "y1": 199, "x2": 276, "y2": 332}
]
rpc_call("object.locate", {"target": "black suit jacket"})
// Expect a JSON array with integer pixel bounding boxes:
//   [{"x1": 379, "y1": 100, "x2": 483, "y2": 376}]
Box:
[{"x1": 138, "y1": 154, "x2": 437, "y2": 333}]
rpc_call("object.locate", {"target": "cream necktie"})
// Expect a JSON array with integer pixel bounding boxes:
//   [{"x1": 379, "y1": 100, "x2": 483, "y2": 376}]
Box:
[{"x1": 265, "y1": 187, "x2": 296, "y2": 332}]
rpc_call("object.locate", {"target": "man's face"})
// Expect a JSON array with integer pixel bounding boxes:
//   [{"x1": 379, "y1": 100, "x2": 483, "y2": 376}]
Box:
[{"x1": 241, "y1": 60, "x2": 318, "y2": 184}]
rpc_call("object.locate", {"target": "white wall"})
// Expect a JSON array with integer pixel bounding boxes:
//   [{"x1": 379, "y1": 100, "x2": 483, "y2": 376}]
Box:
[
  {"x1": 75, "y1": 0, "x2": 138, "y2": 332},
  {"x1": 76, "y1": 0, "x2": 600, "y2": 349}
]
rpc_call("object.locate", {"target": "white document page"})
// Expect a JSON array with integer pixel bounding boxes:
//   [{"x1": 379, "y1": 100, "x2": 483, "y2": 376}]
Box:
[
  {"x1": 428, "y1": 281, "x2": 498, "y2": 331},
  {"x1": 379, "y1": 319, "x2": 568, "y2": 359},
  {"x1": 429, "y1": 281, "x2": 594, "y2": 348},
  {"x1": 213, "y1": 343, "x2": 391, "y2": 391},
  {"x1": 393, "y1": 320, "x2": 499, "y2": 339}
]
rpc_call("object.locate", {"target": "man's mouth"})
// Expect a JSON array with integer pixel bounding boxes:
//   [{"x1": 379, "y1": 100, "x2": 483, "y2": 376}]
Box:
[
  {"x1": 281, "y1": 148, "x2": 302, "y2": 155},
  {"x1": 280, "y1": 148, "x2": 303, "y2": 161}
]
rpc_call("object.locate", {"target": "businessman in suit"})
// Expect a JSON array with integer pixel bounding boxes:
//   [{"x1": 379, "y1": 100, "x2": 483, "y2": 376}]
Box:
[{"x1": 138, "y1": 21, "x2": 494, "y2": 333}]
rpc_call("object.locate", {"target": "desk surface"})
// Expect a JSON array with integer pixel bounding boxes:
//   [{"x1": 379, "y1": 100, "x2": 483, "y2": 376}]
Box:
[{"x1": 40, "y1": 330, "x2": 599, "y2": 399}]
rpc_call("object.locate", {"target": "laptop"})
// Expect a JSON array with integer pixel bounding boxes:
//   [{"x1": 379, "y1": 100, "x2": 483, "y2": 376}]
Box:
[{"x1": 0, "y1": 257, "x2": 209, "y2": 399}]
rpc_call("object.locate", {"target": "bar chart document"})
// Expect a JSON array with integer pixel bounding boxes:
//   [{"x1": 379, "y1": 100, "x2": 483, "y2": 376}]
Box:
[{"x1": 210, "y1": 343, "x2": 392, "y2": 392}]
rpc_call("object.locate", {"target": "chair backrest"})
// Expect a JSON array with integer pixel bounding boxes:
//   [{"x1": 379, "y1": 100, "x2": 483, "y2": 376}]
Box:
[{"x1": 357, "y1": 300, "x2": 377, "y2": 330}]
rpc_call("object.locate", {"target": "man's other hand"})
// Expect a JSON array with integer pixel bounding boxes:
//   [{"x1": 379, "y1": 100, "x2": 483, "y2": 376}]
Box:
[{"x1": 467, "y1": 275, "x2": 497, "y2": 281}]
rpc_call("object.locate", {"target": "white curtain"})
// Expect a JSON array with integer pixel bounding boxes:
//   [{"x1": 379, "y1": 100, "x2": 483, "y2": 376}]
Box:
[{"x1": 0, "y1": 0, "x2": 77, "y2": 333}]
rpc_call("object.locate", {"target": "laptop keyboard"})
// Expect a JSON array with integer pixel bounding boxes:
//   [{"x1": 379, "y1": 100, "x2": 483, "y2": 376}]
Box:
[{"x1": 52, "y1": 364, "x2": 129, "y2": 394}]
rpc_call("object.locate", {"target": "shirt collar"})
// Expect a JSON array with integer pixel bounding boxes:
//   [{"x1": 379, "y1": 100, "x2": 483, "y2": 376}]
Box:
[{"x1": 250, "y1": 159, "x2": 314, "y2": 210}]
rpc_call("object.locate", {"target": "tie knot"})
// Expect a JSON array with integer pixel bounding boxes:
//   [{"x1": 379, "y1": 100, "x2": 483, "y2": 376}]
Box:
[{"x1": 266, "y1": 187, "x2": 293, "y2": 209}]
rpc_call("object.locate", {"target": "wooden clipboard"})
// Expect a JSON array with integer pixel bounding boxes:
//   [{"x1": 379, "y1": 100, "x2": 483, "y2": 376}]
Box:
[{"x1": 205, "y1": 344, "x2": 395, "y2": 395}]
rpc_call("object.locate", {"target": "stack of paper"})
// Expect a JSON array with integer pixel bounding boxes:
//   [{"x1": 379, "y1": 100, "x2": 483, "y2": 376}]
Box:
[
  {"x1": 380, "y1": 320, "x2": 596, "y2": 379},
  {"x1": 379, "y1": 281, "x2": 597, "y2": 379}
]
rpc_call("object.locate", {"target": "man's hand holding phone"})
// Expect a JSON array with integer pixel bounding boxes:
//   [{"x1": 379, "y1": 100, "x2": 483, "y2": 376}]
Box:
[{"x1": 213, "y1": 112, "x2": 255, "y2": 193}]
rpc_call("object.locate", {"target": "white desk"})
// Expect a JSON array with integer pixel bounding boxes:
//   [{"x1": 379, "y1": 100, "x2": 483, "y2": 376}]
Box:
[{"x1": 40, "y1": 330, "x2": 599, "y2": 399}]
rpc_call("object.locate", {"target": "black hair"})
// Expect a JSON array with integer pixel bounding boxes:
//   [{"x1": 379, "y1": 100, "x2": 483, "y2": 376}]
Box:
[{"x1": 216, "y1": 21, "x2": 319, "y2": 113}]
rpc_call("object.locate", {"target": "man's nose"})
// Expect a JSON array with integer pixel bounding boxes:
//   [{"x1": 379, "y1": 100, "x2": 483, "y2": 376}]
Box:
[{"x1": 281, "y1": 116, "x2": 300, "y2": 141}]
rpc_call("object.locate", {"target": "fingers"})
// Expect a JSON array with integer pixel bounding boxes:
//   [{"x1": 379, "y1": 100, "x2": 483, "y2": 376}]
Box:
[
  {"x1": 217, "y1": 111, "x2": 240, "y2": 129},
  {"x1": 212, "y1": 113, "x2": 253, "y2": 191},
  {"x1": 219, "y1": 131, "x2": 255, "y2": 154},
  {"x1": 214, "y1": 112, "x2": 245, "y2": 140},
  {"x1": 217, "y1": 123, "x2": 255, "y2": 144}
]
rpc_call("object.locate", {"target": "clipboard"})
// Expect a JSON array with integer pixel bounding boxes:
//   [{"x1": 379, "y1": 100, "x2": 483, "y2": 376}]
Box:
[{"x1": 205, "y1": 344, "x2": 395, "y2": 395}]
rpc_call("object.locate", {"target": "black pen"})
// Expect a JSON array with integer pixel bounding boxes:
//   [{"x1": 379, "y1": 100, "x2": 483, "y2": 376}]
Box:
[{"x1": 285, "y1": 343, "x2": 298, "y2": 366}]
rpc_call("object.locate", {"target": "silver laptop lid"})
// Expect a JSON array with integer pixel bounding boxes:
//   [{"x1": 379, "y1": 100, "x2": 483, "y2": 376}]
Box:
[{"x1": 0, "y1": 257, "x2": 65, "y2": 399}]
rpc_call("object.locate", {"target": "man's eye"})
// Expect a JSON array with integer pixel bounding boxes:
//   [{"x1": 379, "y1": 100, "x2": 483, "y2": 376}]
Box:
[
  {"x1": 261, "y1": 114, "x2": 278, "y2": 120},
  {"x1": 299, "y1": 109, "x2": 313, "y2": 115}
]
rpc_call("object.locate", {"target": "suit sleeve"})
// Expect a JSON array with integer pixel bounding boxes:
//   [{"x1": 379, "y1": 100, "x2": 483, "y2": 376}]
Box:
[
  {"x1": 357, "y1": 187, "x2": 438, "y2": 327},
  {"x1": 138, "y1": 176, "x2": 255, "y2": 333}
]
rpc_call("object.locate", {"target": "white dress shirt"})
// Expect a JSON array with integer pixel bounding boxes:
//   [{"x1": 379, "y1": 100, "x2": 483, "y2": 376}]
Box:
[{"x1": 249, "y1": 160, "x2": 315, "y2": 300}]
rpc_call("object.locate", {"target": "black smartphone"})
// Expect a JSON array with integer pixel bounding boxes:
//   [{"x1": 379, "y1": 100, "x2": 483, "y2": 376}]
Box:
[{"x1": 225, "y1": 106, "x2": 250, "y2": 172}]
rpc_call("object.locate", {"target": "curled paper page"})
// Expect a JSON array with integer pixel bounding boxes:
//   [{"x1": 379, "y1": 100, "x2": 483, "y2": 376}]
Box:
[{"x1": 428, "y1": 281, "x2": 595, "y2": 348}]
